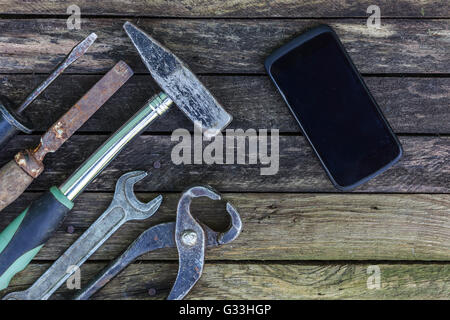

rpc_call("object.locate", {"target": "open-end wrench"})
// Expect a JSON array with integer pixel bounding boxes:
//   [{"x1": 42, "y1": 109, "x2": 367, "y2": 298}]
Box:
[
  {"x1": 75, "y1": 186, "x2": 242, "y2": 300},
  {"x1": 3, "y1": 171, "x2": 162, "y2": 300}
]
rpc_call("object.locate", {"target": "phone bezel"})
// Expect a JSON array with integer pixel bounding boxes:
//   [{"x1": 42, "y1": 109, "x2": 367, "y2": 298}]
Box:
[{"x1": 265, "y1": 24, "x2": 403, "y2": 191}]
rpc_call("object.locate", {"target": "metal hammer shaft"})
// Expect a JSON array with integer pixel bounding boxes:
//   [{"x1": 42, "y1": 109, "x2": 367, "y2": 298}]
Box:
[{"x1": 59, "y1": 92, "x2": 173, "y2": 201}]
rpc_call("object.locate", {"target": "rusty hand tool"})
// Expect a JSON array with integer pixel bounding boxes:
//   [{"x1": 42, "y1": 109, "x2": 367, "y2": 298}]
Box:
[
  {"x1": 3, "y1": 171, "x2": 162, "y2": 300},
  {"x1": 75, "y1": 186, "x2": 242, "y2": 300},
  {"x1": 0, "y1": 33, "x2": 97, "y2": 151},
  {"x1": 0, "y1": 61, "x2": 134, "y2": 212},
  {"x1": 0, "y1": 21, "x2": 232, "y2": 291}
]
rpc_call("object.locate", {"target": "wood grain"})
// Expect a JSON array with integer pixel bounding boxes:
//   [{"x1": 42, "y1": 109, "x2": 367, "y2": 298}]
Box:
[
  {"x1": 1, "y1": 193, "x2": 449, "y2": 261},
  {"x1": 2, "y1": 75, "x2": 448, "y2": 134},
  {"x1": 2, "y1": 262, "x2": 449, "y2": 299},
  {"x1": 0, "y1": 0, "x2": 447, "y2": 18},
  {"x1": 0, "y1": 19, "x2": 448, "y2": 74},
  {"x1": 0, "y1": 0, "x2": 448, "y2": 302},
  {"x1": 1, "y1": 136, "x2": 448, "y2": 193}
]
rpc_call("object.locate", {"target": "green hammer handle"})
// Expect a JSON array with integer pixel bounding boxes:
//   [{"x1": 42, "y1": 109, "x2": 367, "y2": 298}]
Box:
[{"x1": 0, "y1": 187, "x2": 73, "y2": 290}]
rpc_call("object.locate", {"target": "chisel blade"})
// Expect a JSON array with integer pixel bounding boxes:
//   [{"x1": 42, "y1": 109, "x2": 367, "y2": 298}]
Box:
[
  {"x1": 123, "y1": 22, "x2": 232, "y2": 137},
  {"x1": 17, "y1": 33, "x2": 98, "y2": 113}
]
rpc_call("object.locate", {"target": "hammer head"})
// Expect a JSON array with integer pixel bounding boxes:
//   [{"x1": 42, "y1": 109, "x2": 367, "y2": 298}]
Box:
[{"x1": 124, "y1": 22, "x2": 232, "y2": 137}]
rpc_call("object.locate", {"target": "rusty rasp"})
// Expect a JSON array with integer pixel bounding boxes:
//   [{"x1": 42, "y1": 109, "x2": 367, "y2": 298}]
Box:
[
  {"x1": 0, "y1": 61, "x2": 134, "y2": 212},
  {"x1": 123, "y1": 22, "x2": 232, "y2": 138},
  {"x1": 0, "y1": 33, "x2": 97, "y2": 151}
]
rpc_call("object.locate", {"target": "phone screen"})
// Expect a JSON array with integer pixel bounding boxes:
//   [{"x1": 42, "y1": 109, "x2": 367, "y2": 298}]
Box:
[{"x1": 267, "y1": 27, "x2": 402, "y2": 189}]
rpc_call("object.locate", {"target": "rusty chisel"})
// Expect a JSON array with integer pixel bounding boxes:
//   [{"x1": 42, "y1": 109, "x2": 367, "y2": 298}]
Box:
[
  {"x1": 0, "y1": 33, "x2": 97, "y2": 152},
  {"x1": 0, "y1": 61, "x2": 134, "y2": 211},
  {"x1": 0, "y1": 21, "x2": 231, "y2": 293}
]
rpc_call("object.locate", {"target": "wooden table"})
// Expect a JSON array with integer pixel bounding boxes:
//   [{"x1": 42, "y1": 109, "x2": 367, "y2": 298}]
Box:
[{"x1": 0, "y1": 1, "x2": 448, "y2": 299}]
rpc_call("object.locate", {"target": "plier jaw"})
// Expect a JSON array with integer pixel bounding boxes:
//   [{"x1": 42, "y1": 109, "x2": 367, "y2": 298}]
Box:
[{"x1": 169, "y1": 186, "x2": 243, "y2": 300}]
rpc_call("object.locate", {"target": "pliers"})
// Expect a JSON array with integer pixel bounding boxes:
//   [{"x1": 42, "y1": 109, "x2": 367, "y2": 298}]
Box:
[{"x1": 75, "y1": 185, "x2": 242, "y2": 300}]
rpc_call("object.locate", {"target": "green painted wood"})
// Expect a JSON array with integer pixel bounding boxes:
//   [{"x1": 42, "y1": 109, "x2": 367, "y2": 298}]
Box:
[{"x1": 3, "y1": 262, "x2": 449, "y2": 299}]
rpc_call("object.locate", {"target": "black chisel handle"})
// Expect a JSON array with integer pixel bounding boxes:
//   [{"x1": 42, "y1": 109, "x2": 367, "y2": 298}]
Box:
[{"x1": 0, "y1": 187, "x2": 73, "y2": 290}]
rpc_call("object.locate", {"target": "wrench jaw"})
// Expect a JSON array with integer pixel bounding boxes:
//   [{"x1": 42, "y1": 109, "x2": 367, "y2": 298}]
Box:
[
  {"x1": 126, "y1": 194, "x2": 163, "y2": 221},
  {"x1": 115, "y1": 170, "x2": 163, "y2": 220}
]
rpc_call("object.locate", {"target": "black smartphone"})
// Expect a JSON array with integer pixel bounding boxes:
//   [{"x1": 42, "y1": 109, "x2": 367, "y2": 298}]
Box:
[{"x1": 265, "y1": 25, "x2": 402, "y2": 190}]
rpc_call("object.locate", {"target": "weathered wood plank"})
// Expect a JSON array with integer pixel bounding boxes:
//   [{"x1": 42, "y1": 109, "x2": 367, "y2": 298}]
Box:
[
  {"x1": 0, "y1": 0, "x2": 447, "y2": 18},
  {"x1": 2, "y1": 75, "x2": 448, "y2": 134},
  {"x1": 0, "y1": 19, "x2": 448, "y2": 74},
  {"x1": 1, "y1": 193, "x2": 449, "y2": 261},
  {"x1": 1, "y1": 136, "x2": 448, "y2": 193},
  {"x1": 3, "y1": 263, "x2": 449, "y2": 299}
]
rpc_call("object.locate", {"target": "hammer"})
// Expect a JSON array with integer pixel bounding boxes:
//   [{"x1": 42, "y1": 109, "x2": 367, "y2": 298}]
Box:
[{"x1": 0, "y1": 22, "x2": 232, "y2": 291}]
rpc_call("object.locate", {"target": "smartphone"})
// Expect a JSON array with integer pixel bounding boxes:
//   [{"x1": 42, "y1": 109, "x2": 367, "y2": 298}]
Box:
[{"x1": 265, "y1": 25, "x2": 402, "y2": 190}]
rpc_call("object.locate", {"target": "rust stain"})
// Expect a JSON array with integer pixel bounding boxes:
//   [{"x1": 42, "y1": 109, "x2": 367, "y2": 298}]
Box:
[
  {"x1": 14, "y1": 150, "x2": 44, "y2": 178},
  {"x1": 15, "y1": 61, "x2": 133, "y2": 178}
]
